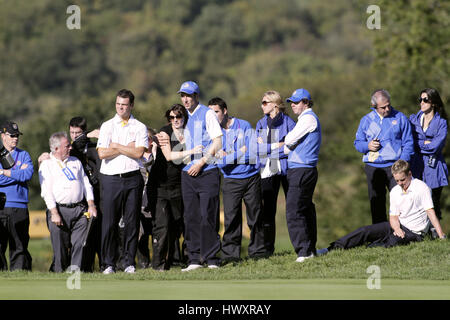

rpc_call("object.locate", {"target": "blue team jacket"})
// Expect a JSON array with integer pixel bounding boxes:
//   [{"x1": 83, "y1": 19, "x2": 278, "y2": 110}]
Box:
[
  {"x1": 354, "y1": 107, "x2": 414, "y2": 167},
  {"x1": 0, "y1": 148, "x2": 34, "y2": 208},
  {"x1": 256, "y1": 112, "x2": 296, "y2": 176},
  {"x1": 409, "y1": 111, "x2": 448, "y2": 189},
  {"x1": 216, "y1": 118, "x2": 259, "y2": 179}
]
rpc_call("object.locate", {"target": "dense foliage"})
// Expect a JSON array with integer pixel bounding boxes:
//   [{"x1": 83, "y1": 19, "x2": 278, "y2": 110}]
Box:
[{"x1": 0, "y1": 0, "x2": 448, "y2": 243}]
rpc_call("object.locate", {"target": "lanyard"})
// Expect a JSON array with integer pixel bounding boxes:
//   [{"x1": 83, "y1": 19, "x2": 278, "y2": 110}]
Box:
[{"x1": 57, "y1": 160, "x2": 77, "y2": 181}]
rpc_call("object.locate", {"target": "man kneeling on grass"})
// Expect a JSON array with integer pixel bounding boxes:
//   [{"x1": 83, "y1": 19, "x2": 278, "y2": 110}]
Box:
[{"x1": 318, "y1": 160, "x2": 446, "y2": 255}]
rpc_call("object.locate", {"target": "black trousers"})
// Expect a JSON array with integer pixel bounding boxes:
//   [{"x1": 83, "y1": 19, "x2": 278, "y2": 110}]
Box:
[
  {"x1": 286, "y1": 167, "x2": 318, "y2": 257},
  {"x1": 330, "y1": 222, "x2": 423, "y2": 249},
  {"x1": 80, "y1": 197, "x2": 102, "y2": 272},
  {"x1": 0, "y1": 207, "x2": 32, "y2": 271},
  {"x1": 151, "y1": 185, "x2": 185, "y2": 270},
  {"x1": 364, "y1": 164, "x2": 397, "y2": 224},
  {"x1": 432, "y1": 187, "x2": 443, "y2": 220},
  {"x1": 100, "y1": 172, "x2": 144, "y2": 269},
  {"x1": 47, "y1": 204, "x2": 87, "y2": 272},
  {"x1": 260, "y1": 174, "x2": 289, "y2": 256},
  {"x1": 181, "y1": 169, "x2": 221, "y2": 266},
  {"x1": 221, "y1": 174, "x2": 265, "y2": 260}
]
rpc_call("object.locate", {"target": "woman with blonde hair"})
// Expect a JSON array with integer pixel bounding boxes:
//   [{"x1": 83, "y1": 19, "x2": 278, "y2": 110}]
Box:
[{"x1": 255, "y1": 90, "x2": 295, "y2": 256}]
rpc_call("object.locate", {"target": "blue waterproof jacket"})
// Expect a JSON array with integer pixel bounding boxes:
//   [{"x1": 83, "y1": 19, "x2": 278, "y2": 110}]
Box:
[
  {"x1": 354, "y1": 107, "x2": 414, "y2": 167},
  {"x1": 0, "y1": 148, "x2": 34, "y2": 208},
  {"x1": 409, "y1": 111, "x2": 448, "y2": 189}
]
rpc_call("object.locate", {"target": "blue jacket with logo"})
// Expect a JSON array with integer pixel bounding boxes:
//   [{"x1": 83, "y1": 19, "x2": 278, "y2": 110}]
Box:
[
  {"x1": 256, "y1": 112, "x2": 296, "y2": 176},
  {"x1": 409, "y1": 111, "x2": 448, "y2": 189},
  {"x1": 354, "y1": 107, "x2": 414, "y2": 167},
  {"x1": 0, "y1": 148, "x2": 34, "y2": 208}
]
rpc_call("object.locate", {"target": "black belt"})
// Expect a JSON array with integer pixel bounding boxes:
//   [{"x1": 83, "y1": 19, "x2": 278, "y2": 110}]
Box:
[
  {"x1": 57, "y1": 201, "x2": 85, "y2": 208},
  {"x1": 111, "y1": 170, "x2": 140, "y2": 178}
]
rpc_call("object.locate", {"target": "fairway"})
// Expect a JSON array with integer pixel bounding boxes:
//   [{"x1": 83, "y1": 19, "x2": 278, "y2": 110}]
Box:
[{"x1": 1, "y1": 278, "x2": 449, "y2": 300}]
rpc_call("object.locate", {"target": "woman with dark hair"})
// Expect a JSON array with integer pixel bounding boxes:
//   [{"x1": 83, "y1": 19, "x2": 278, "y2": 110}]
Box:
[
  {"x1": 148, "y1": 104, "x2": 202, "y2": 270},
  {"x1": 409, "y1": 88, "x2": 448, "y2": 221},
  {"x1": 255, "y1": 90, "x2": 296, "y2": 256}
]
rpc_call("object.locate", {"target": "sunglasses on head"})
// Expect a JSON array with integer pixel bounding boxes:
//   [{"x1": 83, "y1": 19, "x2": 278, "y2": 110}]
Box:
[
  {"x1": 6, "y1": 133, "x2": 19, "y2": 138},
  {"x1": 418, "y1": 97, "x2": 430, "y2": 103},
  {"x1": 169, "y1": 115, "x2": 183, "y2": 120}
]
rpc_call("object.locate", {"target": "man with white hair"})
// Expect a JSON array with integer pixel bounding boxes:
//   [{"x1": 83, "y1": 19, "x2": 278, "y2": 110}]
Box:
[
  {"x1": 354, "y1": 89, "x2": 414, "y2": 224},
  {"x1": 39, "y1": 132, "x2": 97, "y2": 272}
]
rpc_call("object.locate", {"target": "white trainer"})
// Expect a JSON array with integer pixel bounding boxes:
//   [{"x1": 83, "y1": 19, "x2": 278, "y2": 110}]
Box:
[
  {"x1": 181, "y1": 264, "x2": 203, "y2": 272},
  {"x1": 124, "y1": 265, "x2": 136, "y2": 273},
  {"x1": 208, "y1": 264, "x2": 219, "y2": 269},
  {"x1": 103, "y1": 266, "x2": 115, "y2": 274},
  {"x1": 295, "y1": 253, "x2": 314, "y2": 263}
]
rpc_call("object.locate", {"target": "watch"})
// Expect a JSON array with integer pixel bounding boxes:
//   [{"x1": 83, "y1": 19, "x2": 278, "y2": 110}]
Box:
[{"x1": 0, "y1": 170, "x2": 4, "y2": 175}]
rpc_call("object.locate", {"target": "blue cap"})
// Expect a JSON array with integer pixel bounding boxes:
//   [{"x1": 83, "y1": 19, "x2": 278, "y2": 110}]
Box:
[
  {"x1": 177, "y1": 81, "x2": 199, "y2": 95},
  {"x1": 286, "y1": 88, "x2": 311, "y2": 103}
]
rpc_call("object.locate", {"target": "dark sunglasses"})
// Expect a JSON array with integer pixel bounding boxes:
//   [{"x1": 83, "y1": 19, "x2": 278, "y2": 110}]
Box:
[
  {"x1": 261, "y1": 101, "x2": 272, "y2": 106},
  {"x1": 6, "y1": 133, "x2": 19, "y2": 138},
  {"x1": 169, "y1": 115, "x2": 183, "y2": 120},
  {"x1": 418, "y1": 97, "x2": 430, "y2": 103}
]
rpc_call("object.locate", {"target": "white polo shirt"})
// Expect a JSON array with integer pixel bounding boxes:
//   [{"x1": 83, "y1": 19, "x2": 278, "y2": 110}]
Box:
[
  {"x1": 39, "y1": 154, "x2": 94, "y2": 210},
  {"x1": 389, "y1": 178, "x2": 434, "y2": 234},
  {"x1": 97, "y1": 114, "x2": 149, "y2": 175}
]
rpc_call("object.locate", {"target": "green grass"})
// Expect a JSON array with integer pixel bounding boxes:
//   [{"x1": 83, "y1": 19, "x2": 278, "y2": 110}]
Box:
[
  {"x1": 1, "y1": 279, "x2": 449, "y2": 300},
  {"x1": 1, "y1": 239, "x2": 449, "y2": 299},
  {"x1": 2, "y1": 197, "x2": 449, "y2": 300}
]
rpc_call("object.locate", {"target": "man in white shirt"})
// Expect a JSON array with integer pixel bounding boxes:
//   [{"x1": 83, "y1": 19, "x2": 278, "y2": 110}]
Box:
[
  {"x1": 39, "y1": 132, "x2": 97, "y2": 272},
  {"x1": 97, "y1": 89, "x2": 148, "y2": 274},
  {"x1": 319, "y1": 160, "x2": 446, "y2": 253}
]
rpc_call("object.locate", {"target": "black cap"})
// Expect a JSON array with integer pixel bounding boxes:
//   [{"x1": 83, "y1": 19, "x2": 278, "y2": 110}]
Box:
[{"x1": 2, "y1": 121, "x2": 23, "y2": 135}]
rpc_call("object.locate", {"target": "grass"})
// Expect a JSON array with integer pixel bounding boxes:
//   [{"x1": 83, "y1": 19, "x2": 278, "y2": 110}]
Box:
[{"x1": 1, "y1": 196, "x2": 449, "y2": 300}]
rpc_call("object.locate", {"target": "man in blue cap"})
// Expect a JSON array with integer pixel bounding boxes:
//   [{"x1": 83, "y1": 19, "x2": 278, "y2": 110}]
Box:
[
  {"x1": 159, "y1": 81, "x2": 223, "y2": 271},
  {"x1": 283, "y1": 89, "x2": 322, "y2": 262},
  {"x1": 0, "y1": 121, "x2": 34, "y2": 271}
]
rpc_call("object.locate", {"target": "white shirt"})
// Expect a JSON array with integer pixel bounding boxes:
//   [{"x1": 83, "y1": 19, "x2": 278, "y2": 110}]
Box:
[
  {"x1": 188, "y1": 104, "x2": 223, "y2": 140},
  {"x1": 39, "y1": 154, "x2": 94, "y2": 210},
  {"x1": 284, "y1": 109, "x2": 318, "y2": 154},
  {"x1": 97, "y1": 114, "x2": 149, "y2": 175},
  {"x1": 389, "y1": 178, "x2": 434, "y2": 234}
]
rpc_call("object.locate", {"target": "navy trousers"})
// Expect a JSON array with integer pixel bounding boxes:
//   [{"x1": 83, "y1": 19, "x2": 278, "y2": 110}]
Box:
[
  {"x1": 221, "y1": 173, "x2": 265, "y2": 260},
  {"x1": 260, "y1": 174, "x2": 289, "y2": 256},
  {"x1": 181, "y1": 169, "x2": 221, "y2": 266},
  {"x1": 286, "y1": 167, "x2": 318, "y2": 257},
  {"x1": 364, "y1": 164, "x2": 397, "y2": 224},
  {"x1": 0, "y1": 207, "x2": 32, "y2": 271},
  {"x1": 330, "y1": 221, "x2": 423, "y2": 249},
  {"x1": 100, "y1": 172, "x2": 144, "y2": 270}
]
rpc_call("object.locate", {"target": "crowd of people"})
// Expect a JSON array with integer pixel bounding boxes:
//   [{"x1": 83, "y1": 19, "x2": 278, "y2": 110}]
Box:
[{"x1": 0, "y1": 83, "x2": 447, "y2": 273}]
